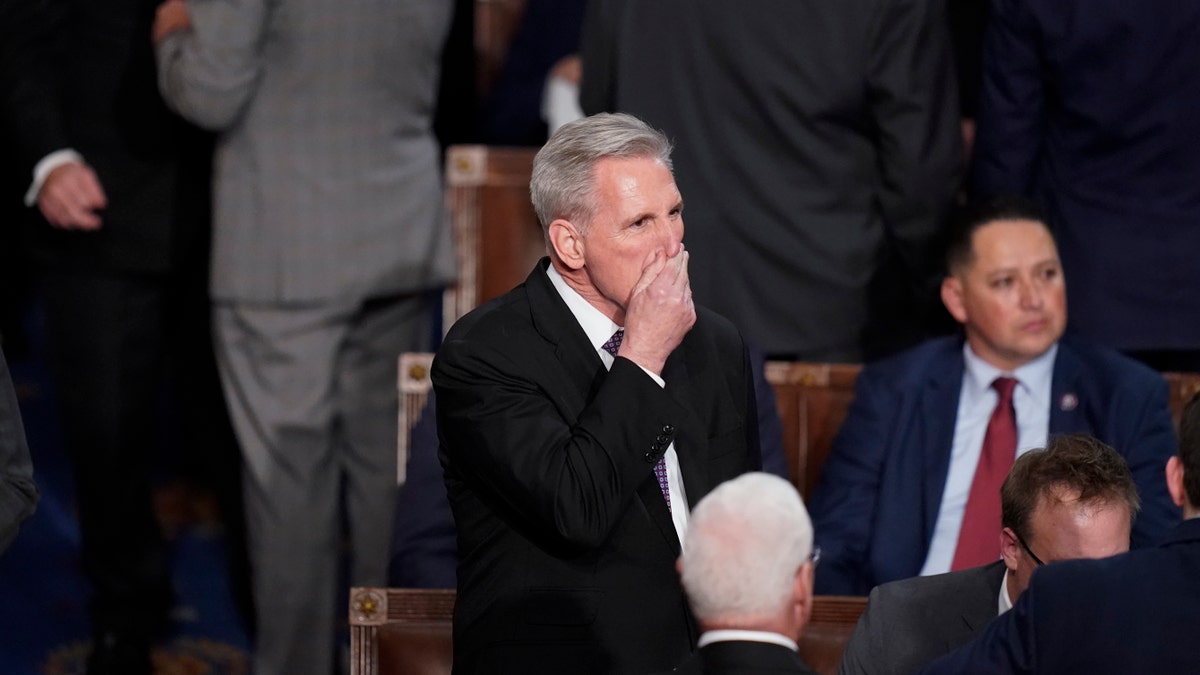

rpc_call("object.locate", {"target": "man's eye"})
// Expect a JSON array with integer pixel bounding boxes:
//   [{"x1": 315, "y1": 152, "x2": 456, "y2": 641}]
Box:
[{"x1": 992, "y1": 277, "x2": 1013, "y2": 289}]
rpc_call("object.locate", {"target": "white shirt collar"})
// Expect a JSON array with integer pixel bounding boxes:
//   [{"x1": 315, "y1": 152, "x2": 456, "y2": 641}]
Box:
[
  {"x1": 546, "y1": 263, "x2": 621, "y2": 356},
  {"x1": 998, "y1": 570, "x2": 1015, "y2": 615},
  {"x1": 962, "y1": 341, "x2": 1058, "y2": 408},
  {"x1": 698, "y1": 629, "x2": 799, "y2": 652}
]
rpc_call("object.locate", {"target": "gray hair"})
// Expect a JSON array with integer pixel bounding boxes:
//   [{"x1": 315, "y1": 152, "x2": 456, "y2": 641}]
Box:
[
  {"x1": 529, "y1": 112, "x2": 673, "y2": 236},
  {"x1": 680, "y1": 473, "x2": 814, "y2": 624}
]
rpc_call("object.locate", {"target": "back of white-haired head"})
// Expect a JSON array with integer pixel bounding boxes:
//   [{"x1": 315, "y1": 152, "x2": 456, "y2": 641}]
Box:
[{"x1": 680, "y1": 472, "x2": 814, "y2": 625}]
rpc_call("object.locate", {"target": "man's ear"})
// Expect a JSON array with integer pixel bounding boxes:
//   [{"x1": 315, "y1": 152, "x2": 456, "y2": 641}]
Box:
[
  {"x1": 941, "y1": 275, "x2": 968, "y2": 324},
  {"x1": 548, "y1": 219, "x2": 585, "y2": 270},
  {"x1": 1167, "y1": 456, "x2": 1187, "y2": 509},
  {"x1": 1000, "y1": 527, "x2": 1021, "y2": 573},
  {"x1": 792, "y1": 561, "x2": 815, "y2": 629}
]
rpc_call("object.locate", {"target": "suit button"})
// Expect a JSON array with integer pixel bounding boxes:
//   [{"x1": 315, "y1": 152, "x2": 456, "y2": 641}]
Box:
[
  {"x1": 644, "y1": 451, "x2": 656, "y2": 462},
  {"x1": 662, "y1": 424, "x2": 674, "y2": 434},
  {"x1": 656, "y1": 434, "x2": 670, "y2": 445}
]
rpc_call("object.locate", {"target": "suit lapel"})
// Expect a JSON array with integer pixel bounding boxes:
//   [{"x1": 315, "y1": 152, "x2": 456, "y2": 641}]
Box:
[
  {"x1": 959, "y1": 561, "x2": 1007, "y2": 635},
  {"x1": 1048, "y1": 342, "x2": 1089, "y2": 435},
  {"x1": 527, "y1": 258, "x2": 684, "y2": 553},
  {"x1": 921, "y1": 348, "x2": 966, "y2": 540},
  {"x1": 525, "y1": 259, "x2": 608, "y2": 409}
]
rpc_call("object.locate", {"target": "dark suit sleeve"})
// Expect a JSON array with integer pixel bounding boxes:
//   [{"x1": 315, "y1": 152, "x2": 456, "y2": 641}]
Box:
[
  {"x1": 0, "y1": 348, "x2": 37, "y2": 554},
  {"x1": 433, "y1": 338, "x2": 689, "y2": 552},
  {"x1": 807, "y1": 369, "x2": 895, "y2": 595},
  {"x1": 971, "y1": 0, "x2": 1044, "y2": 197},
  {"x1": 866, "y1": 0, "x2": 963, "y2": 285},
  {"x1": 1118, "y1": 376, "x2": 1180, "y2": 548}
]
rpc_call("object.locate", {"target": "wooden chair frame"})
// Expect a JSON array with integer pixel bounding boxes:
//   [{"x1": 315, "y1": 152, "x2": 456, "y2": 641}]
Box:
[{"x1": 349, "y1": 587, "x2": 866, "y2": 675}]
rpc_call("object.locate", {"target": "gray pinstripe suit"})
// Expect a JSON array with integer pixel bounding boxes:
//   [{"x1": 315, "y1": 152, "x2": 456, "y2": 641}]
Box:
[{"x1": 156, "y1": 1, "x2": 456, "y2": 672}]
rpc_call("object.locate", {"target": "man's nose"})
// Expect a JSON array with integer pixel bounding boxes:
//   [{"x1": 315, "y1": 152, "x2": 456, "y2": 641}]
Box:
[
  {"x1": 1019, "y1": 278, "x2": 1044, "y2": 309},
  {"x1": 658, "y1": 220, "x2": 684, "y2": 257}
]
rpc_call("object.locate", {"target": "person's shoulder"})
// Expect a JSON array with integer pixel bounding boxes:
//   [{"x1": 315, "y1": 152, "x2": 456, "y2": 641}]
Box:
[
  {"x1": 687, "y1": 304, "x2": 749, "y2": 359},
  {"x1": 871, "y1": 561, "x2": 998, "y2": 610},
  {"x1": 443, "y1": 283, "x2": 532, "y2": 343},
  {"x1": 1057, "y1": 334, "x2": 1164, "y2": 391},
  {"x1": 1032, "y1": 544, "x2": 1151, "y2": 599},
  {"x1": 435, "y1": 282, "x2": 543, "y2": 377},
  {"x1": 858, "y1": 335, "x2": 962, "y2": 386}
]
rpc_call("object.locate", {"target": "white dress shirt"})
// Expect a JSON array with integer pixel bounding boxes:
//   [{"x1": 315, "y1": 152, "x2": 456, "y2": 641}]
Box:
[
  {"x1": 998, "y1": 570, "x2": 1015, "y2": 615},
  {"x1": 546, "y1": 264, "x2": 690, "y2": 543},
  {"x1": 919, "y1": 342, "x2": 1057, "y2": 576},
  {"x1": 698, "y1": 629, "x2": 798, "y2": 652}
]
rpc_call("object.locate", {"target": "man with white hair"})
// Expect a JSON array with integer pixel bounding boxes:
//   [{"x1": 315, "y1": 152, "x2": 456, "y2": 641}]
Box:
[{"x1": 673, "y1": 472, "x2": 820, "y2": 674}]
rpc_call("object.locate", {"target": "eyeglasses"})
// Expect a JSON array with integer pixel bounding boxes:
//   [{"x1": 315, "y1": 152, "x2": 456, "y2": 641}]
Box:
[{"x1": 1014, "y1": 531, "x2": 1045, "y2": 566}]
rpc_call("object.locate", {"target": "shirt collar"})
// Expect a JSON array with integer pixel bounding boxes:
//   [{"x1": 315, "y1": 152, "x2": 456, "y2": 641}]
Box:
[
  {"x1": 698, "y1": 629, "x2": 799, "y2": 652},
  {"x1": 546, "y1": 263, "x2": 621, "y2": 354},
  {"x1": 998, "y1": 569, "x2": 1014, "y2": 615},
  {"x1": 963, "y1": 341, "x2": 1058, "y2": 406}
]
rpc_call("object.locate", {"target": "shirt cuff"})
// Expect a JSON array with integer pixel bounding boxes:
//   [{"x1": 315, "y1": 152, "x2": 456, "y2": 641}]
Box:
[
  {"x1": 24, "y1": 149, "x2": 84, "y2": 207},
  {"x1": 635, "y1": 363, "x2": 666, "y2": 389}
]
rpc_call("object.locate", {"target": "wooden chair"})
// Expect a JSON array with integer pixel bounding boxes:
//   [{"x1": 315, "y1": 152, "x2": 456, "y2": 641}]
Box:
[
  {"x1": 396, "y1": 352, "x2": 436, "y2": 484},
  {"x1": 348, "y1": 587, "x2": 866, "y2": 675},
  {"x1": 763, "y1": 361, "x2": 862, "y2": 498},
  {"x1": 443, "y1": 145, "x2": 543, "y2": 331},
  {"x1": 1164, "y1": 371, "x2": 1200, "y2": 430}
]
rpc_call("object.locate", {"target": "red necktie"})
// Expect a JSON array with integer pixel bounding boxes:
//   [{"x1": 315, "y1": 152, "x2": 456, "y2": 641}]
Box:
[{"x1": 950, "y1": 376, "x2": 1018, "y2": 570}]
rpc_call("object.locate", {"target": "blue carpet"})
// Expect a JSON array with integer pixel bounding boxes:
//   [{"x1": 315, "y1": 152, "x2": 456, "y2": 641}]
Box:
[{"x1": 0, "y1": 347, "x2": 251, "y2": 673}]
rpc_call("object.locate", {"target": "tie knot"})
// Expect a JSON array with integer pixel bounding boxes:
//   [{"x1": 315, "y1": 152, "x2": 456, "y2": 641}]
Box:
[
  {"x1": 993, "y1": 376, "x2": 1018, "y2": 402},
  {"x1": 601, "y1": 329, "x2": 624, "y2": 357}
]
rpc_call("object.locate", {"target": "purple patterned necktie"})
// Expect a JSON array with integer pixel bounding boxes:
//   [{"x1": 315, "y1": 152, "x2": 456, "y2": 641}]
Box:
[{"x1": 601, "y1": 329, "x2": 672, "y2": 511}]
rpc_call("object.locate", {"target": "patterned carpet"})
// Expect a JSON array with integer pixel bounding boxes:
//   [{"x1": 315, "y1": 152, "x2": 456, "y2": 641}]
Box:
[{"x1": 0, "y1": 347, "x2": 251, "y2": 674}]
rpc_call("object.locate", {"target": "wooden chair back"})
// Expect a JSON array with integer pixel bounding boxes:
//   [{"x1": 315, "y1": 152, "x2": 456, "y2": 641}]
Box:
[{"x1": 349, "y1": 587, "x2": 866, "y2": 675}]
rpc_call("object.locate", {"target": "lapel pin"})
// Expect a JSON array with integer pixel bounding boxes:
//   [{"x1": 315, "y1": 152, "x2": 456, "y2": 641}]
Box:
[{"x1": 1059, "y1": 393, "x2": 1078, "y2": 411}]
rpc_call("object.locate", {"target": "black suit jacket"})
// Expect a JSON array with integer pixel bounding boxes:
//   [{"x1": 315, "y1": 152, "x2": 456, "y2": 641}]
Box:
[
  {"x1": 580, "y1": 0, "x2": 961, "y2": 360},
  {"x1": 668, "y1": 641, "x2": 819, "y2": 675},
  {"x1": 433, "y1": 259, "x2": 760, "y2": 674},
  {"x1": 920, "y1": 519, "x2": 1200, "y2": 674},
  {"x1": 0, "y1": 0, "x2": 211, "y2": 274},
  {"x1": 840, "y1": 561, "x2": 1005, "y2": 675}
]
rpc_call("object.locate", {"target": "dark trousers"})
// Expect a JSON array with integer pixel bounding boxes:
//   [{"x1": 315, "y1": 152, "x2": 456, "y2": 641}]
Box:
[{"x1": 40, "y1": 268, "x2": 248, "y2": 636}]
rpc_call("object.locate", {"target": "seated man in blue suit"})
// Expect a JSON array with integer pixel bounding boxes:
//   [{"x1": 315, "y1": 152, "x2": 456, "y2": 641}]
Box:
[
  {"x1": 839, "y1": 433, "x2": 1138, "y2": 675},
  {"x1": 918, "y1": 392, "x2": 1200, "y2": 674},
  {"x1": 808, "y1": 196, "x2": 1178, "y2": 595}
]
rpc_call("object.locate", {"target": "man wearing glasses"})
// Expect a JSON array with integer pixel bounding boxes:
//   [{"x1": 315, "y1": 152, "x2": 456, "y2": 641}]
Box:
[
  {"x1": 671, "y1": 473, "x2": 822, "y2": 675},
  {"x1": 839, "y1": 434, "x2": 1138, "y2": 675}
]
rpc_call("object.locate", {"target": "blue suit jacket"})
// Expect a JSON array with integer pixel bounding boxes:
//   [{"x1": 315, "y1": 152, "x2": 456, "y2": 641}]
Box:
[
  {"x1": 809, "y1": 334, "x2": 1178, "y2": 595},
  {"x1": 972, "y1": 0, "x2": 1200, "y2": 351},
  {"x1": 918, "y1": 518, "x2": 1200, "y2": 674}
]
